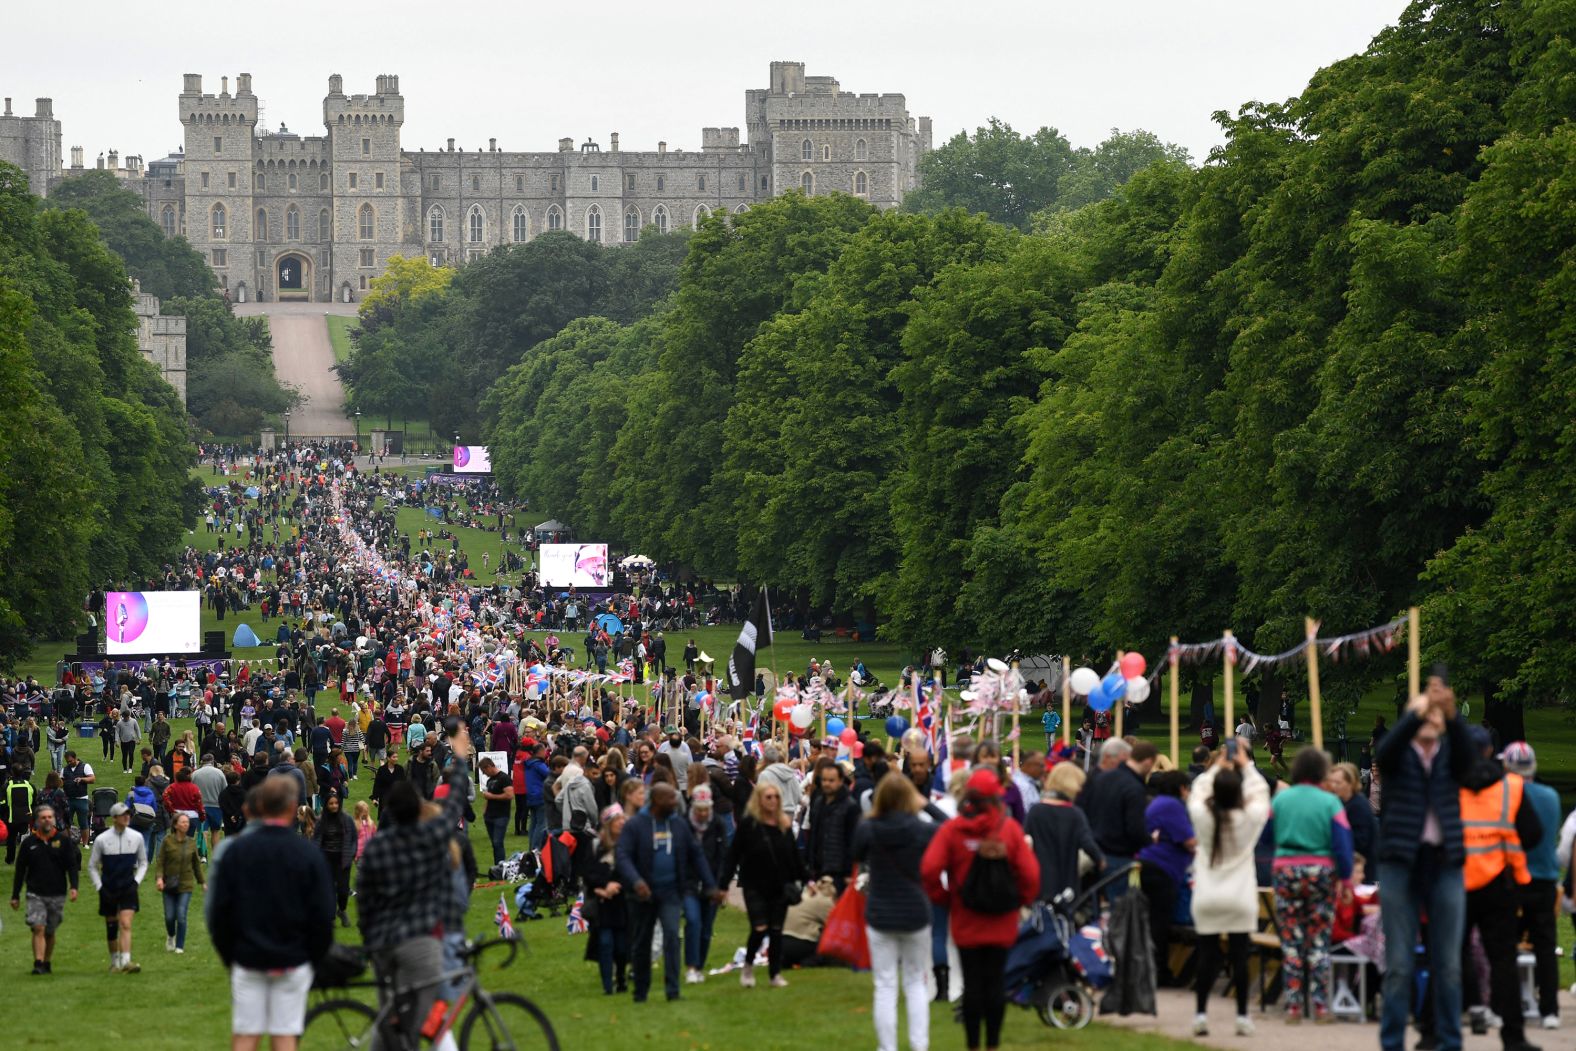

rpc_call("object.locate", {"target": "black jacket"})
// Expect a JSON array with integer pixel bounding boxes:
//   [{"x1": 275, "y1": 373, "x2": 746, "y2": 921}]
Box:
[
  {"x1": 208, "y1": 825, "x2": 335, "y2": 969},
  {"x1": 11, "y1": 831, "x2": 81, "y2": 898},
  {"x1": 721, "y1": 814, "x2": 805, "y2": 896},
  {"x1": 1026, "y1": 800, "x2": 1104, "y2": 902},
  {"x1": 1374, "y1": 712, "x2": 1473, "y2": 868},
  {"x1": 851, "y1": 811, "x2": 935, "y2": 932},
  {"x1": 1078, "y1": 763, "x2": 1148, "y2": 857},
  {"x1": 804, "y1": 786, "x2": 861, "y2": 879}
]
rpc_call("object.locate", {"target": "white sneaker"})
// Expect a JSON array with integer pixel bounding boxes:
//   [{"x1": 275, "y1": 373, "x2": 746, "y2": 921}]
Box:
[
  {"x1": 174, "y1": 948, "x2": 184, "y2": 955},
  {"x1": 739, "y1": 965, "x2": 755, "y2": 988},
  {"x1": 165, "y1": 936, "x2": 175, "y2": 953},
  {"x1": 1192, "y1": 1015, "x2": 1209, "y2": 1036},
  {"x1": 1542, "y1": 1016, "x2": 1560, "y2": 1030},
  {"x1": 684, "y1": 968, "x2": 701, "y2": 984},
  {"x1": 769, "y1": 975, "x2": 789, "y2": 988},
  {"x1": 1235, "y1": 1016, "x2": 1255, "y2": 1036}
]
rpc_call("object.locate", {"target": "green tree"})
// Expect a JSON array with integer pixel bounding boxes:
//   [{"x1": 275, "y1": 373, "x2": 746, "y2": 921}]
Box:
[
  {"x1": 46, "y1": 170, "x2": 214, "y2": 299},
  {"x1": 905, "y1": 119, "x2": 1076, "y2": 230}
]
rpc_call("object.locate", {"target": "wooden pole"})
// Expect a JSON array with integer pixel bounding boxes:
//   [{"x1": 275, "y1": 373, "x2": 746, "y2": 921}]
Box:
[
  {"x1": 1223, "y1": 630, "x2": 1235, "y2": 735},
  {"x1": 1407, "y1": 606, "x2": 1420, "y2": 700},
  {"x1": 1305, "y1": 617, "x2": 1324, "y2": 752},
  {"x1": 1114, "y1": 651, "x2": 1125, "y2": 740},
  {"x1": 1011, "y1": 659, "x2": 1022, "y2": 767},
  {"x1": 1061, "y1": 656, "x2": 1072, "y2": 748},
  {"x1": 1169, "y1": 637, "x2": 1180, "y2": 767}
]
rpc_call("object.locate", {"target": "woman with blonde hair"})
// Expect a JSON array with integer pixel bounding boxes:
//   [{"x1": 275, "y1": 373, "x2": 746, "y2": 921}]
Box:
[
  {"x1": 1026, "y1": 760, "x2": 1104, "y2": 903},
  {"x1": 351, "y1": 799, "x2": 376, "y2": 859},
  {"x1": 720, "y1": 781, "x2": 808, "y2": 988},
  {"x1": 853, "y1": 774, "x2": 937, "y2": 1051}
]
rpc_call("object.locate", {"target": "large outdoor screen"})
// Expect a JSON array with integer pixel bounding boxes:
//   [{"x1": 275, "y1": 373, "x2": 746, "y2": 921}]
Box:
[
  {"x1": 105, "y1": 591, "x2": 201, "y2": 654},
  {"x1": 540, "y1": 543, "x2": 609, "y2": 588},
  {"x1": 452, "y1": 445, "x2": 492, "y2": 474}
]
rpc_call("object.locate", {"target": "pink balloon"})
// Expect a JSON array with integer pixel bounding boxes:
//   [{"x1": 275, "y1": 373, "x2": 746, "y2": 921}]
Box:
[
  {"x1": 1120, "y1": 652, "x2": 1147, "y2": 679},
  {"x1": 839, "y1": 727, "x2": 858, "y2": 746}
]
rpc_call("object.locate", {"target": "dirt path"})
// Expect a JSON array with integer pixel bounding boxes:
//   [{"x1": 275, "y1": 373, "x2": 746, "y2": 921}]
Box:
[{"x1": 235, "y1": 301, "x2": 357, "y2": 437}]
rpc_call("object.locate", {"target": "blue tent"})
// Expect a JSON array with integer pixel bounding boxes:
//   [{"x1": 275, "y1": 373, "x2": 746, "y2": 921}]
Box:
[
  {"x1": 244, "y1": 486, "x2": 260, "y2": 498},
  {"x1": 595, "y1": 613, "x2": 623, "y2": 634},
  {"x1": 426, "y1": 506, "x2": 445, "y2": 520},
  {"x1": 232, "y1": 623, "x2": 261, "y2": 647}
]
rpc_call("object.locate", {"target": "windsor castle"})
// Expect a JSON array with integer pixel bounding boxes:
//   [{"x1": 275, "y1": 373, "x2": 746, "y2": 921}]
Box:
[{"x1": 3, "y1": 62, "x2": 931, "y2": 305}]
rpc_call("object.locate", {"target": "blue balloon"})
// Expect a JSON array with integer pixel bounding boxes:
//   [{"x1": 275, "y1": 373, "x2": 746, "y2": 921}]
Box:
[
  {"x1": 1101, "y1": 670, "x2": 1127, "y2": 702},
  {"x1": 826, "y1": 717, "x2": 846, "y2": 738},
  {"x1": 1087, "y1": 682, "x2": 1114, "y2": 713},
  {"x1": 884, "y1": 716, "x2": 909, "y2": 738}
]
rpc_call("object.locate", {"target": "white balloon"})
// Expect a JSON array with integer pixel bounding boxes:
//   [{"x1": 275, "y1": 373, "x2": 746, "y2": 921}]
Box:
[
  {"x1": 1070, "y1": 667, "x2": 1100, "y2": 696},
  {"x1": 1125, "y1": 676, "x2": 1151, "y2": 704},
  {"x1": 790, "y1": 703, "x2": 814, "y2": 729}
]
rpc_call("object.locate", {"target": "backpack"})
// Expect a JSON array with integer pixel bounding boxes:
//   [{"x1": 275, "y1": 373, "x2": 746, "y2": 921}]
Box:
[
  {"x1": 959, "y1": 833, "x2": 1019, "y2": 914},
  {"x1": 129, "y1": 802, "x2": 158, "y2": 832}
]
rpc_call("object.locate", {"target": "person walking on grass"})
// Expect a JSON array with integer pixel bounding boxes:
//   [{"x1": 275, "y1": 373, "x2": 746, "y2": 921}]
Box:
[
  {"x1": 721, "y1": 779, "x2": 807, "y2": 989},
  {"x1": 88, "y1": 802, "x2": 148, "y2": 973},
  {"x1": 156, "y1": 811, "x2": 204, "y2": 954},
  {"x1": 1187, "y1": 741, "x2": 1270, "y2": 1036},
  {"x1": 9, "y1": 805, "x2": 79, "y2": 975}
]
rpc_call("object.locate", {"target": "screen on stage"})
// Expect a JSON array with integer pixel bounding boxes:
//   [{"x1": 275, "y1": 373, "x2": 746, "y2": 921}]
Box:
[
  {"x1": 540, "y1": 543, "x2": 609, "y2": 588},
  {"x1": 452, "y1": 445, "x2": 492, "y2": 474},
  {"x1": 105, "y1": 591, "x2": 201, "y2": 655}
]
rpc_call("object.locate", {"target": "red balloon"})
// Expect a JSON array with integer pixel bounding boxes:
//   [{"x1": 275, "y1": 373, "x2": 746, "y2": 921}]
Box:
[
  {"x1": 1120, "y1": 652, "x2": 1147, "y2": 679},
  {"x1": 773, "y1": 698, "x2": 795, "y2": 722},
  {"x1": 839, "y1": 727, "x2": 858, "y2": 746}
]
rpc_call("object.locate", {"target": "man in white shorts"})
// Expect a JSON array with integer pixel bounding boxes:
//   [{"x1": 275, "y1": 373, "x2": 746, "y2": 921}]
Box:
[{"x1": 208, "y1": 776, "x2": 335, "y2": 1050}]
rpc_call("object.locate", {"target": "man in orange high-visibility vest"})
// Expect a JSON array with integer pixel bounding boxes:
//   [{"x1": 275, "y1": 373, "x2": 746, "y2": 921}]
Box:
[{"x1": 1459, "y1": 723, "x2": 1544, "y2": 1051}]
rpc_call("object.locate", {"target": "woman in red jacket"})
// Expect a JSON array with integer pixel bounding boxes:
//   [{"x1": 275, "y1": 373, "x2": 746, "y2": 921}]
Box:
[{"x1": 922, "y1": 768, "x2": 1040, "y2": 1051}]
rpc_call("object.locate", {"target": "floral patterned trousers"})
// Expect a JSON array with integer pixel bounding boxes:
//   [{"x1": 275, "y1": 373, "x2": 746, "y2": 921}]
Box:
[{"x1": 1274, "y1": 864, "x2": 1335, "y2": 1014}]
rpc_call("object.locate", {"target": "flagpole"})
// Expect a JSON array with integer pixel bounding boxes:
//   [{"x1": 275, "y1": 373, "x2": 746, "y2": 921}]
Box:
[
  {"x1": 1223, "y1": 630, "x2": 1235, "y2": 736},
  {"x1": 1168, "y1": 637, "x2": 1180, "y2": 767},
  {"x1": 1114, "y1": 650, "x2": 1125, "y2": 740},
  {"x1": 1061, "y1": 656, "x2": 1071, "y2": 749},
  {"x1": 1305, "y1": 617, "x2": 1324, "y2": 752},
  {"x1": 1407, "y1": 606, "x2": 1420, "y2": 700},
  {"x1": 1011, "y1": 657, "x2": 1022, "y2": 768}
]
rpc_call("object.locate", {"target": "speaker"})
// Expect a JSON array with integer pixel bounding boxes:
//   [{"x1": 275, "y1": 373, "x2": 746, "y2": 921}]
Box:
[{"x1": 203, "y1": 631, "x2": 225, "y2": 654}]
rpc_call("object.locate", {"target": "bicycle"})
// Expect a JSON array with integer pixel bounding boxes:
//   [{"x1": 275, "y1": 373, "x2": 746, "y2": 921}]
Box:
[{"x1": 301, "y1": 936, "x2": 559, "y2": 1050}]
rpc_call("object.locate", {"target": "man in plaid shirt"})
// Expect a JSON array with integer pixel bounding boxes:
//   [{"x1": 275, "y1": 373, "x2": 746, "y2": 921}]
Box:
[{"x1": 356, "y1": 724, "x2": 474, "y2": 1045}]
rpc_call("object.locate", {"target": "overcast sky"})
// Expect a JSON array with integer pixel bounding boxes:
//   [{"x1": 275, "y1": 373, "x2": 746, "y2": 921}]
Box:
[{"x1": 7, "y1": 0, "x2": 1411, "y2": 165}]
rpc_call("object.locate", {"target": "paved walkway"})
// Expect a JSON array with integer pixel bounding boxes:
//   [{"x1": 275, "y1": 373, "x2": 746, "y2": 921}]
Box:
[
  {"x1": 235, "y1": 300, "x2": 356, "y2": 436},
  {"x1": 1100, "y1": 984, "x2": 1572, "y2": 1050}
]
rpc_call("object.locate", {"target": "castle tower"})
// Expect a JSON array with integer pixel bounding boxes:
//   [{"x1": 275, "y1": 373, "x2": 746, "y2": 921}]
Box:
[
  {"x1": 322, "y1": 74, "x2": 404, "y2": 303},
  {"x1": 179, "y1": 74, "x2": 257, "y2": 297},
  {"x1": 0, "y1": 96, "x2": 62, "y2": 197}
]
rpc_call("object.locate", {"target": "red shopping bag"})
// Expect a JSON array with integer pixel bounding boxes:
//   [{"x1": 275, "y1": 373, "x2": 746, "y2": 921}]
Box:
[{"x1": 817, "y1": 881, "x2": 870, "y2": 970}]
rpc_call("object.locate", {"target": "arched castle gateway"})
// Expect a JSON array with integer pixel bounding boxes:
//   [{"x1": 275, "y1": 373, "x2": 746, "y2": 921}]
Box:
[{"x1": 140, "y1": 63, "x2": 932, "y2": 303}]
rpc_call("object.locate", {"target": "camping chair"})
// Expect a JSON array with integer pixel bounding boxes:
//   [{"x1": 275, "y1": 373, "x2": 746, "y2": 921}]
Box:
[{"x1": 1247, "y1": 887, "x2": 1283, "y2": 1011}]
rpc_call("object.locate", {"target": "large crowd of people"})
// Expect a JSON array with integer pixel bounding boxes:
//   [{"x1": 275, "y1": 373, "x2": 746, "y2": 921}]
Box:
[{"x1": 1, "y1": 442, "x2": 1573, "y2": 1051}]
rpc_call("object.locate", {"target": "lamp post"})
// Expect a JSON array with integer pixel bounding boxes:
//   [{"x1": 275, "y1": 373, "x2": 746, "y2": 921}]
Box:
[
  {"x1": 283, "y1": 409, "x2": 291, "y2": 446},
  {"x1": 355, "y1": 410, "x2": 362, "y2": 450}
]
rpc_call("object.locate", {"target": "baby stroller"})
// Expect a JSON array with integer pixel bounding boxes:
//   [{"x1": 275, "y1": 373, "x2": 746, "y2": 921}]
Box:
[
  {"x1": 1004, "y1": 863, "x2": 1129, "y2": 1029},
  {"x1": 87, "y1": 787, "x2": 119, "y2": 843},
  {"x1": 514, "y1": 832, "x2": 578, "y2": 919}
]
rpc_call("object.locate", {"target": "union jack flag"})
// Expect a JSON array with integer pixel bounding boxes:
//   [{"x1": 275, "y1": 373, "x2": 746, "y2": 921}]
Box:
[
  {"x1": 495, "y1": 893, "x2": 517, "y2": 941},
  {"x1": 566, "y1": 894, "x2": 588, "y2": 934},
  {"x1": 914, "y1": 676, "x2": 935, "y2": 753}
]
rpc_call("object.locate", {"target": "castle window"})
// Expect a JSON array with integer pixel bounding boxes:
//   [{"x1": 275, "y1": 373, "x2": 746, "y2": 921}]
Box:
[
  {"x1": 256, "y1": 173, "x2": 265, "y2": 190},
  {"x1": 627, "y1": 174, "x2": 635, "y2": 192},
  {"x1": 427, "y1": 173, "x2": 440, "y2": 191},
  {"x1": 286, "y1": 206, "x2": 300, "y2": 240},
  {"x1": 515, "y1": 175, "x2": 524, "y2": 192},
  {"x1": 585, "y1": 205, "x2": 602, "y2": 243},
  {"x1": 656, "y1": 175, "x2": 665, "y2": 192},
  {"x1": 624, "y1": 207, "x2": 640, "y2": 243},
  {"x1": 321, "y1": 172, "x2": 329, "y2": 190},
  {"x1": 761, "y1": 175, "x2": 769, "y2": 190},
  {"x1": 854, "y1": 170, "x2": 867, "y2": 195},
  {"x1": 319, "y1": 209, "x2": 331, "y2": 240},
  {"x1": 375, "y1": 172, "x2": 384, "y2": 190},
  {"x1": 200, "y1": 172, "x2": 210, "y2": 189},
  {"x1": 822, "y1": 145, "x2": 831, "y2": 161},
  {"x1": 360, "y1": 276, "x2": 368, "y2": 290},
  {"x1": 228, "y1": 171, "x2": 237, "y2": 189},
  {"x1": 855, "y1": 139, "x2": 868, "y2": 161},
  {"x1": 211, "y1": 248, "x2": 227, "y2": 267},
  {"x1": 361, "y1": 138, "x2": 370, "y2": 156},
  {"x1": 214, "y1": 136, "x2": 223, "y2": 155},
  {"x1": 550, "y1": 174, "x2": 560, "y2": 192},
  {"x1": 160, "y1": 206, "x2": 176, "y2": 237},
  {"x1": 359, "y1": 203, "x2": 375, "y2": 239},
  {"x1": 590, "y1": 175, "x2": 599, "y2": 192},
  {"x1": 468, "y1": 205, "x2": 485, "y2": 243},
  {"x1": 288, "y1": 173, "x2": 298, "y2": 191},
  {"x1": 737, "y1": 174, "x2": 746, "y2": 192},
  {"x1": 428, "y1": 206, "x2": 444, "y2": 242},
  {"x1": 693, "y1": 205, "x2": 710, "y2": 228},
  {"x1": 697, "y1": 175, "x2": 705, "y2": 191},
  {"x1": 349, "y1": 172, "x2": 359, "y2": 189},
  {"x1": 801, "y1": 139, "x2": 812, "y2": 161},
  {"x1": 471, "y1": 175, "x2": 480, "y2": 192},
  {"x1": 359, "y1": 249, "x2": 374, "y2": 267},
  {"x1": 512, "y1": 206, "x2": 528, "y2": 243},
  {"x1": 800, "y1": 171, "x2": 814, "y2": 194},
  {"x1": 546, "y1": 206, "x2": 562, "y2": 231},
  {"x1": 256, "y1": 208, "x2": 267, "y2": 239},
  {"x1": 652, "y1": 205, "x2": 668, "y2": 235}
]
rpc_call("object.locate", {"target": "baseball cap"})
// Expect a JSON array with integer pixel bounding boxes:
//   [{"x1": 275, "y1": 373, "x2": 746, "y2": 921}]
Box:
[
  {"x1": 965, "y1": 768, "x2": 1004, "y2": 798},
  {"x1": 1500, "y1": 740, "x2": 1535, "y2": 773},
  {"x1": 1466, "y1": 724, "x2": 1493, "y2": 753},
  {"x1": 110, "y1": 802, "x2": 130, "y2": 817}
]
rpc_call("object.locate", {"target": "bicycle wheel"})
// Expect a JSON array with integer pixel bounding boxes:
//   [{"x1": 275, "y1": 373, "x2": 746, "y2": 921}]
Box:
[
  {"x1": 301, "y1": 997, "x2": 379, "y2": 1049},
  {"x1": 459, "y1": 991, "x2": 560, "y2": 1051}
]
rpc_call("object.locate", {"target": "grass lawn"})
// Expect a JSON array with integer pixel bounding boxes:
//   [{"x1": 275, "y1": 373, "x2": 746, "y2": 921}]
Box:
[
  {"x1": 0, "y1": 713, "x2": 1209, "y2": 1051},
  {"x1": 326, "y1": 315, "x2": 356, "y2": 366}
]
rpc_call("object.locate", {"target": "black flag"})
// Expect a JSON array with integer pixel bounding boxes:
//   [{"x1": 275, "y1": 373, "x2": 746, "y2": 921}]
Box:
[{"x1": 726, "y1": 587, "x2": 772, "y2": 700}]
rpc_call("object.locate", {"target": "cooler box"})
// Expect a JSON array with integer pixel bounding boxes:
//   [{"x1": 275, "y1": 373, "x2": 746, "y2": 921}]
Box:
[{"x1": 78, "y1": 723, "x2": 96, "y2": 738}]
